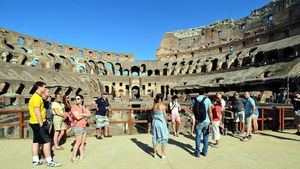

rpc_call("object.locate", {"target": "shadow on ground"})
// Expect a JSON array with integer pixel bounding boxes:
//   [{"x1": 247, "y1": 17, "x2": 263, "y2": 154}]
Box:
[{"x1": 130, "y1": 138, "x2": 153, "y2": 157}]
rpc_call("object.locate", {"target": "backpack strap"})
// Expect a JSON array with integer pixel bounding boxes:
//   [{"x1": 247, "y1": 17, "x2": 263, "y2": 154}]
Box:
[{"x1": 200, "y1": 97, "x2": 206, "y2": 103}]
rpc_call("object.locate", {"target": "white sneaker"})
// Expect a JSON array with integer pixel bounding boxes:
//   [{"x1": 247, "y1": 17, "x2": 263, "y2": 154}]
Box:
[
  {"x1": 161, "y1": 154, "x2": 167, "y2": 159},
  {"x1": 32, "y1": 160, "x2": 43, "y2": 167},
  {"x1": 46, "y1": 160, "x2": 62, "y2": 167}
]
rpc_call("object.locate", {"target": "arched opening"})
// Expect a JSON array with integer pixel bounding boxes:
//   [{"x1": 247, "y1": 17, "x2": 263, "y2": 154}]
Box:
[
  {"x1": 241, "y1": 57, "x2": 252, "y2": 66},
  {"x1": 201, "y1": 65, "x2": 207, "y2": 73},
  {"x1": 31, "y1": 58, "x2": 39, "y2": 67},
  {"x1": 65, "y1": 87, "x2": 73, "y2": 96},
  {"x1": 54, "y1": 87, "x2": 62, "y2": 94},
  {"x1": 163, "y1": 68, "x2": 168, "y2": 75},
  {"x1": 21, "y1": 56, "x2": 28, "y2": 65},
  {"x1": 115, "y1": 63, "x2": 123, "y2": 76},
  {"x1": 0, "y1": 82, "x2": 10, "y2": 95},
  {"x1": 161, "y1": 86, "x2": 165, "y2": 97},
  {"x1": 131, "y1": 86, "x2": 140, "y2": 99},
  {"x1": 123, "y1": 69, "x2": 129, "y2": 76},
  {"x1": 118, "y1": 89, "x2": 124, "y2": 97},
  {"x1": 266, "y1": 51, "x2": 278, "y2": 63},
  {"x1": 105, "y1": 86, "x2": 109, "y2": 93},
  {"x1": 148, "y1": 70, "x2": 153, "y2": 76},
  {"x1": 76, "y1": 66, "x2": 85, "y2": 73},
  {"x1": 283, "y1": 47, "x2": 295, "y2": 58},
  {"x1": 54, "y1": 63, "x2": 61, "y2": 71},
  {"x1": 211, "y1": 59, "x2": 218, "y2": 71},
  {"x1": 230, "y1": 58, "x2": 239, "y2": 68},
  {"x1": 16, "y1": 84, "x2": 25, "y2": 95},
  {"x1": 131, "y1": 66, "x2": 140, "y2": 76},
  {"x1": 254, "y1": 51, "x2": 264, "y2": 65},
  {"x1": 221, "y1": 61, "x2": 228, "y2": 70},
  {"x1": 106, "y1": 62, "x2": 115, "y2": 75},
  {"x1": 141, "y1": 64, "x2": 146, "y2": 74},
  {"x1": 5, "y1": 53, "x2": 13, "y2": 62},
  {"x1": 76, "y1": 88, "x2": 82, "y2": 95},
  {"x1": 155, "y1": 69, "x2": 160, "y2": 76}
]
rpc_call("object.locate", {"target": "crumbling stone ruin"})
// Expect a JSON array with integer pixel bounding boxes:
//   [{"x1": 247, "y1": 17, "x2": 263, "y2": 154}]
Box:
[{"x1": 0, "y1": 0, "x2": 300, "y2": 137}]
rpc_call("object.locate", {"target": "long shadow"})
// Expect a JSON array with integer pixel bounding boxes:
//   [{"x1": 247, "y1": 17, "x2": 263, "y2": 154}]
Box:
[
  {"x1": 259, "y1": 132, "x2": 300, "y2": 142},
  {"x1": 181, "y1": 133, "x2": 195, "y2": 140},
  {"x1": 130, "y1": 138, "x2": 153, "y2": 157},
  {"x1": 227, "y1": 133, "x2": 243, "y2": 141},
  {"x1": 168, "y1": 138, "x2": 194, "y2": 155}
]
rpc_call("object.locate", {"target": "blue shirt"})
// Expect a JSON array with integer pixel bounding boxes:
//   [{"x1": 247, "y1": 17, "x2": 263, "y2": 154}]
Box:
[
  {"x1": 245, "y1": 97, "x2": 259, "y2": 115},
  {"x1": 192, "y1": 95, "x2": 212, "y2": 123},
  {"x1": 95, "y1": 98, "x2": 110, "y2": 116}
]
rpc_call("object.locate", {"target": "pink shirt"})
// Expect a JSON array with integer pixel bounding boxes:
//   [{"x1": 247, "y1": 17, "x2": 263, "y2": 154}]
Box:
[{"x1": 71, "y1": 105, "x2": 91, "y2": 128}]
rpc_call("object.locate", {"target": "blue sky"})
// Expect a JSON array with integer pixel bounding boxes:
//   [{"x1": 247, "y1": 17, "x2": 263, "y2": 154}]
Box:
[{"x1": 1, "y1": 0, "x2": 270, "y2": 60}]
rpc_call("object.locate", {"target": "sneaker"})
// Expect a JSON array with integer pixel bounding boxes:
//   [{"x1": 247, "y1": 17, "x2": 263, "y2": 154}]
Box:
[
  {"x1": 71, "y1": 158, "x2": 78, "y2": 164},
  {"x1": 161, "y1": 154, "x2": 167, "y2": 159},
  {"x1": 46, "y1": 160, "x2": 62, "y2": 167},
  {"x1": 176, "y1": 132, "x2": 179, "y2": 137},
  {"x1": 32, "y1": 160, "x2": 43, "y2": 167},
  {"x1": 104, "y1": 135, "x2": 112, "y2": 138},
  {"x1": 200, "y1": 152, "x2": 207, "y2": 157},
  {"x1": 248, "y1": 135, "x2": 252, "y2": 139},
  {"x1": 96, "y1": 136, "x2": 103, "y2": 140}
]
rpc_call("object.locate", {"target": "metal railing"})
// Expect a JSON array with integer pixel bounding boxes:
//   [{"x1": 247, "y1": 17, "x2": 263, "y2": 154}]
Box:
[{"x1": 0, "y1": 105, "x2": 295, "y2": 139}]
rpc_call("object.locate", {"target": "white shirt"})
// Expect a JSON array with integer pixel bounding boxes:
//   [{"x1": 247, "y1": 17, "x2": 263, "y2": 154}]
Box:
[{"x1": 169, "y1": 101, "x2": 180, "y2": 115}]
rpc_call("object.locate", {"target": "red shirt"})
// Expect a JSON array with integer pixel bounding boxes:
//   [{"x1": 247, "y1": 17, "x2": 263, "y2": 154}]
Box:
[{"x1": 212, "y1": 104, "x2": 222, "y2": 122}]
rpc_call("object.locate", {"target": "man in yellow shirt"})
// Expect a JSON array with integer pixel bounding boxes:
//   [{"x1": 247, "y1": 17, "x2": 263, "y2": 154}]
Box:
[{"x1": 29, "y1": 81, "x2": 61, "y2": 167}]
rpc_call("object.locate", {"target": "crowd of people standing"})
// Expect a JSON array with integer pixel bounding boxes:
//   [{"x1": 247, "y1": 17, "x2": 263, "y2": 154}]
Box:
[{"x1": 28, "y1": 81, "x2": 300, "y2": 166}]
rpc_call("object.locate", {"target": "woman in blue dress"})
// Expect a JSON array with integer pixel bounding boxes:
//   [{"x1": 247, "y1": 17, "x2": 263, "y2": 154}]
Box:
[{"x1": 152, "y1": 94, "x2": 169, "y2": 159}]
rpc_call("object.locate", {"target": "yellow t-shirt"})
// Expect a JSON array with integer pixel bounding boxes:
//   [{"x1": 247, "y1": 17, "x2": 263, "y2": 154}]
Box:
[{"x1": 29, "y1": 93, "x2": 46, "y2": 124}]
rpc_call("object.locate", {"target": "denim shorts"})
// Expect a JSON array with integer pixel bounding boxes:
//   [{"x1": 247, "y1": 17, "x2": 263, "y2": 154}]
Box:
[{"x1": 72, "y1": 126, "x2": 86, "y2": 136}]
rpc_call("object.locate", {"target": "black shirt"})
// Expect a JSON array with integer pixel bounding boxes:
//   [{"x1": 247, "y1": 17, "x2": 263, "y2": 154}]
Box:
[
  {"x1": 95, "y1": 98, "x2": 110, "y2": 116},
  {"x1": 231, "y1": 98, "x2": 245, "y2": 112}
]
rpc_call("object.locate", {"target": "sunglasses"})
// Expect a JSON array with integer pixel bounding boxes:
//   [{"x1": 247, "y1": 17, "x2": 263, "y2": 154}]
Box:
[{"x1": 75, "y1": 97, "x2": 82, "y2": 100}]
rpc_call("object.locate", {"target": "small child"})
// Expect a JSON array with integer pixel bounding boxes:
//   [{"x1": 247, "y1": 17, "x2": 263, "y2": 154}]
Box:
[{"x1": 212, "y1": 98, "x2": 223, "y2": 146}]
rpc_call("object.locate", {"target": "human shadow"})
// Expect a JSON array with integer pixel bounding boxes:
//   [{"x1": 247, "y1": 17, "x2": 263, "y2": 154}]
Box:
[
  {"x1": 227, "y1": 132, "x2": 243, "y2": 141},
  {"x1": 130, "y1": 138, "x2": 153, "y2": 157},
  {"x1": 259, "y1": 132, "x2": 300, "y2": 142},
  {"x1": 168, "y1": 138, "x2": 194, "y2": 155},
  {"x1": 181, "y1": 132, "x2": 195, "y2": 140}
]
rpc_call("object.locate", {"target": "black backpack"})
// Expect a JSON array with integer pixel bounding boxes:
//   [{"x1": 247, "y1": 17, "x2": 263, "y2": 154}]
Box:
[{"x1": 193, "y1": 97, "x2": 207, "y2": 122}]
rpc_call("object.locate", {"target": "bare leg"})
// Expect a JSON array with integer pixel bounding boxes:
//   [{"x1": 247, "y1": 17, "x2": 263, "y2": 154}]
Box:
[
  {"x1": 147, "y1": 123, "x2": 151, "y2": 133},
  {"x1": 79, "y1": 132, "x2": 87, "y2": 159},
  {"x1": 172, "y1": 122, "x2": 176, "y2": 135},
  {"x1": 43, "y1": 142, "x2": 52, "y2": 159},
  {"x1": 96, "y1": 128, "x2": 100, "y2": 137},
  {"x1": 32, "y1": 143, "x2": 39, "y2": 157},
  {"x1": 58, "y1": 130, "x2": 65, "y2": 146},
  {"x1": 176, "y1": 122, "x2": 180, "y2": 134},
  {"x1": 72, "y1": 135, "x2": 83, "y2": 160},
  {"x1": 191, "y1": 119, "x2": 195, "y2": 134},
  {"x1": 241, "y1": 122, "x2": 245, "y2": 132},
  {"x1": 235, "y1": 122, "x2": 239, "y2": 132},
  {"x1": 153, "y1": 145, "x2": 157, "y2": 158},
  {"x1": 53, "y1": 131, "x2": 60, "y2": 148},
  {"x1": 253, "y1": 117, "x2": 258, "y2": 133}
]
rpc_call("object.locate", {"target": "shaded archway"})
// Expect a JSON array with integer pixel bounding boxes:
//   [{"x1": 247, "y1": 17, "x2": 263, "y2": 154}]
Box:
[
  {"x1": 283, "y1": 47, "x2": 295, "y2": 58},
  {"x1": 0, "y1": 82, "x2": 10, "y2": 95},
  {"x1": 131, "y1": 66, "x2": 140, "y2": 76},
  {"x1": 131, "y1": 86, "x2": 140, "y2": 99},
  {"x1": 254, "y1": 51, "x2": 264, "y2": 65}
]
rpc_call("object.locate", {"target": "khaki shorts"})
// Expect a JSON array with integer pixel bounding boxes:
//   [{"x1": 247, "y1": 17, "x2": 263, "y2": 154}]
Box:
[
  {"x1": 53, "y1": 115, "x2": 66, "y2": 131},
  {"x1": 95, "y1": 115, "x2": 109, "y2": 128},
  {"x1": 245, "y1": 114, "x2": 253, "y2": 130}
]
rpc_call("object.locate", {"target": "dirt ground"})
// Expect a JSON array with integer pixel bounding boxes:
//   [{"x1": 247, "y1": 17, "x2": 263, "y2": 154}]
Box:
[{"x1": 0, "y1": 130, "x2": 299, "y2": 169}]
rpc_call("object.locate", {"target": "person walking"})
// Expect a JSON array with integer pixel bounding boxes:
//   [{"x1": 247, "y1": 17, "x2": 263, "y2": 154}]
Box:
[{"x1": 193, "y1": 89, "x2": 213, "y2": 158}]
